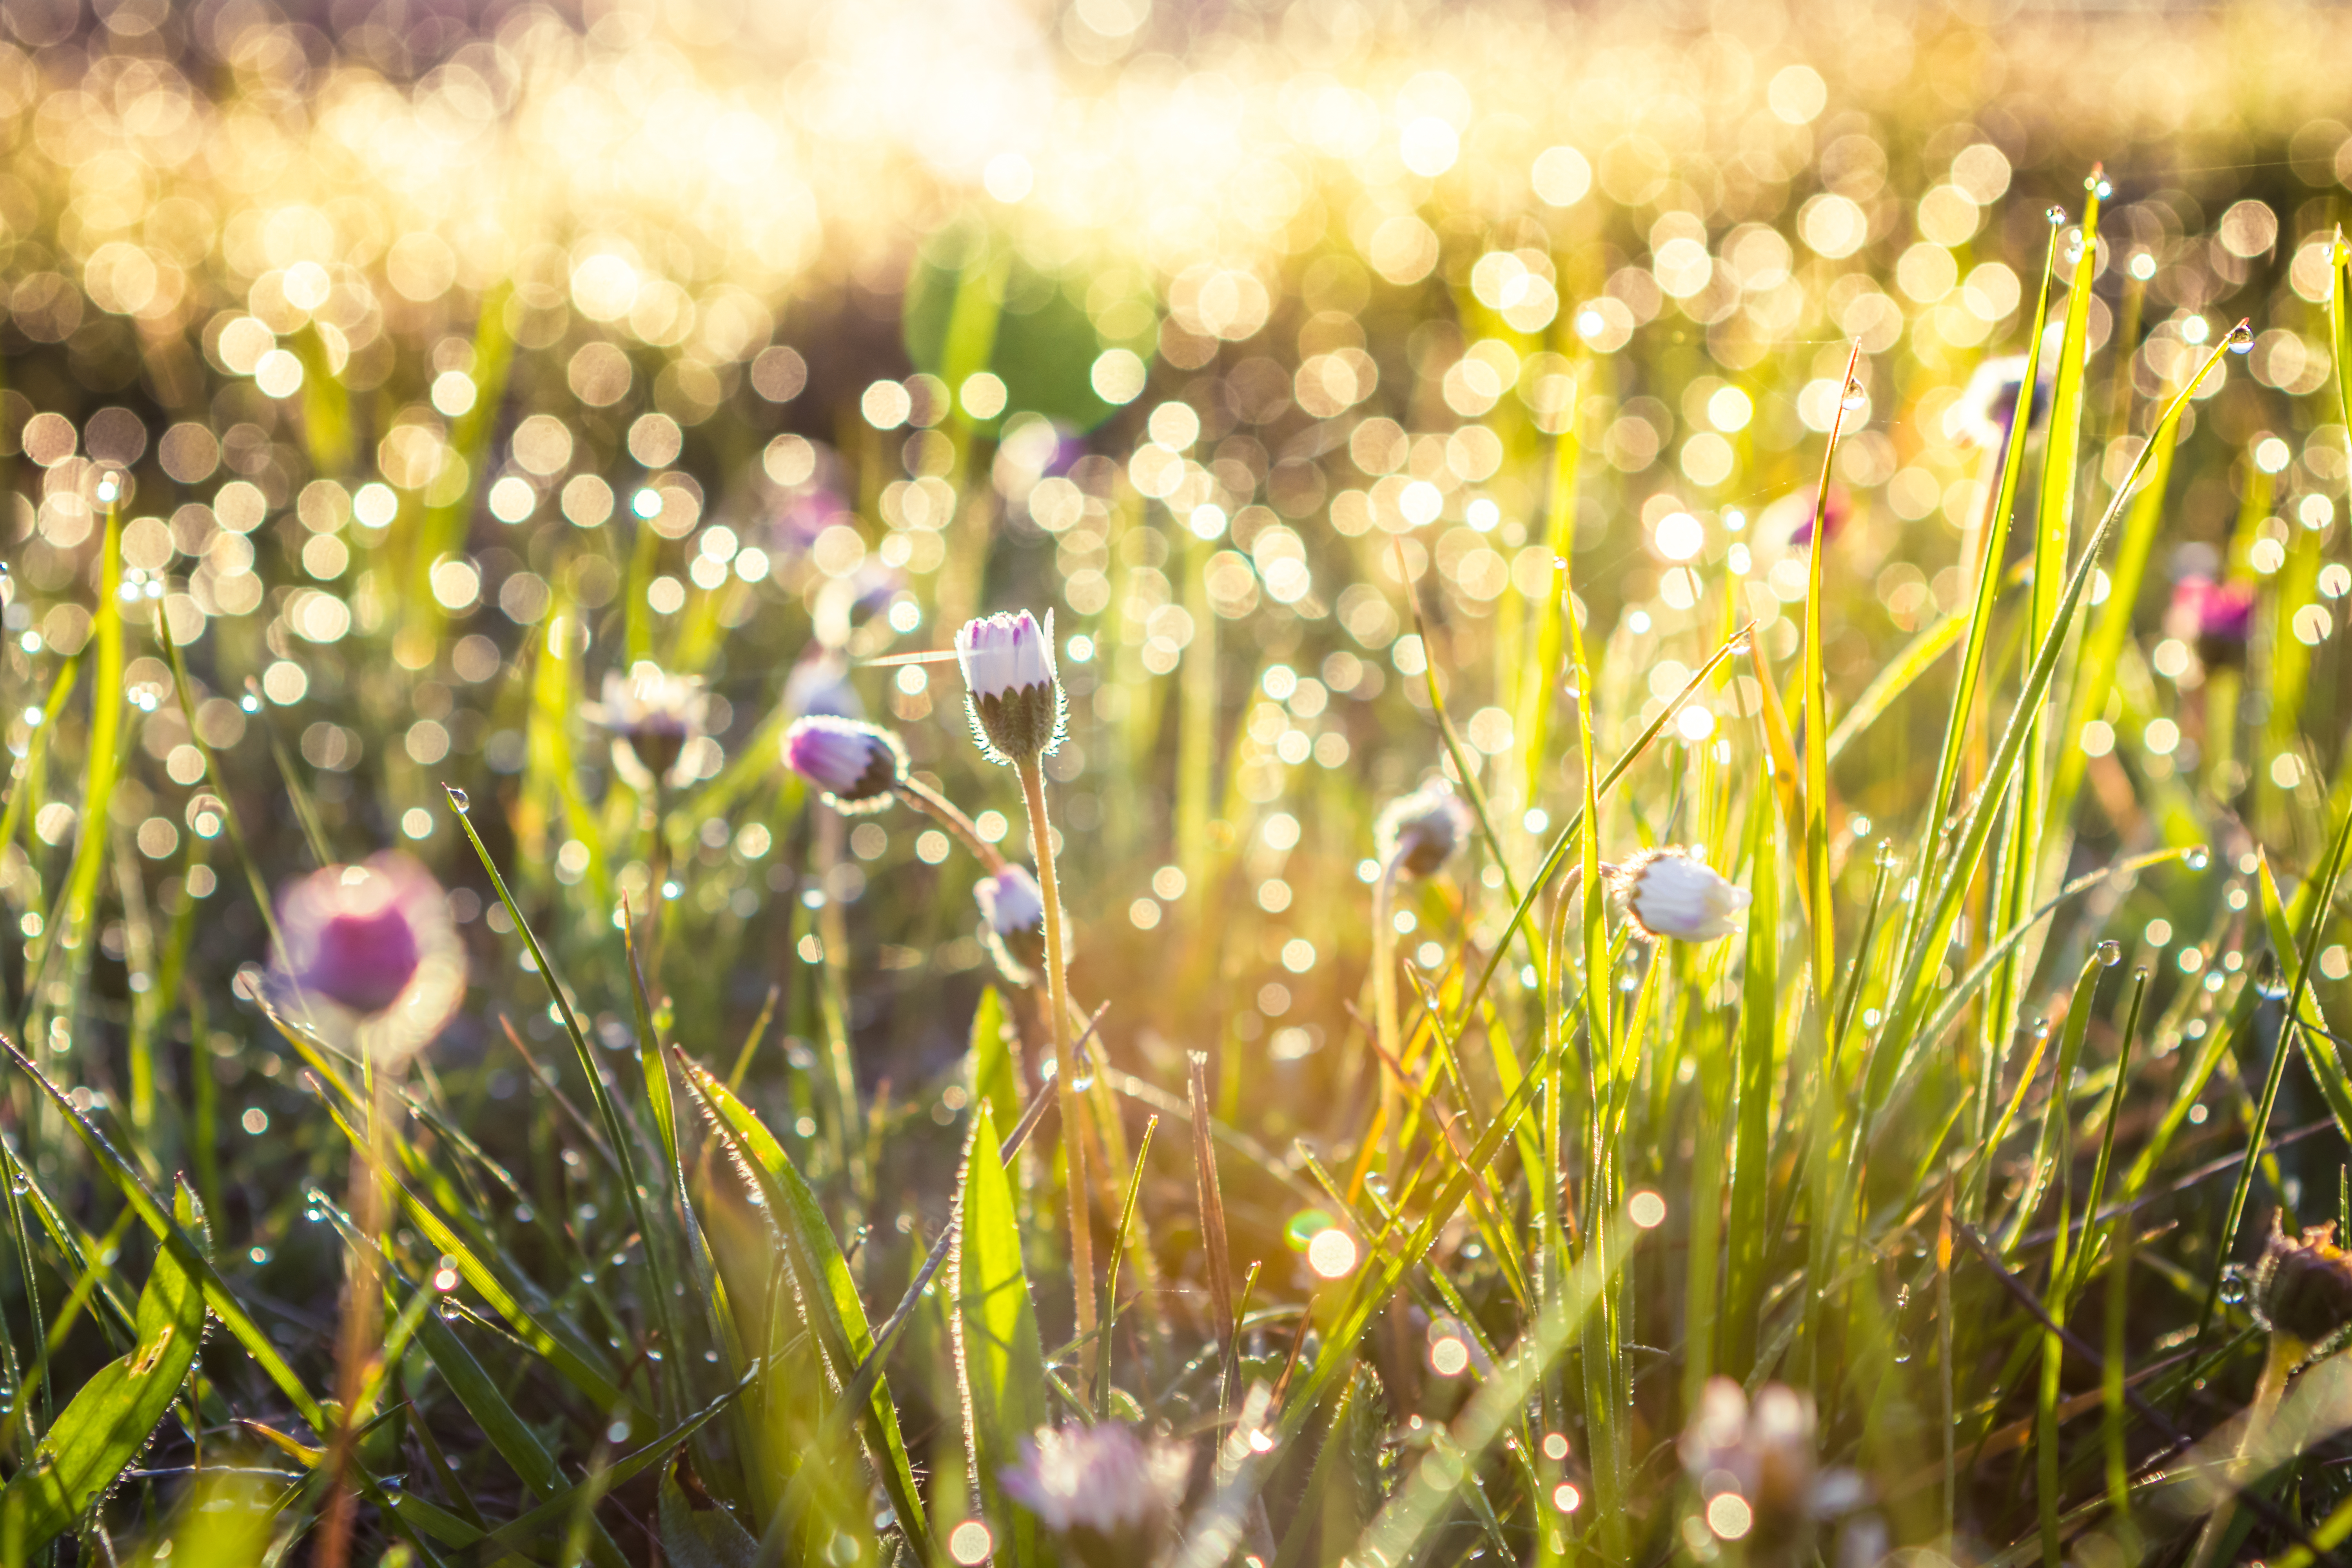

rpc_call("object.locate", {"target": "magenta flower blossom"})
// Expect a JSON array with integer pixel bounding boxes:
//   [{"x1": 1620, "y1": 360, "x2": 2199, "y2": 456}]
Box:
[
  {"x1": 782, "y1": 716, "x2": 906, "y2": 813},
  {"x1": 1000, "y1": 1423, "x2": 1191, "y2": 1568},
  {"x1": 1787, "y1": 483, "x2": 1853, "y2": 549},
  {"x1": 271, "y1": 854, "x2": 466, "y2": 1062},
  {"x1": 2169, "y1": 574, "x2": 2257, "y2": 668},
  {"x1": 957, "y1": 609, "x2": 1064, "y2": 764}
]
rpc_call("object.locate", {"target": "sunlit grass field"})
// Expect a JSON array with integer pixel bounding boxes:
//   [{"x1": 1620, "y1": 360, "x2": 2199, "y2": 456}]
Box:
[{"x1": 2, "y1": 2, "x2": 2352, "y2": 1565}]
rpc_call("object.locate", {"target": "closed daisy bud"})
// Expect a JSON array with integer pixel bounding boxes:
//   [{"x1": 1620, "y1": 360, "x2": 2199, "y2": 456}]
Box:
[
  {"x1": 1681, "y1": 1378, "x2": 1871, "y2": 1554},
  {"x1": 1947, "y1": 354, "x2": 2051, "y2": 451},
  {"x1": 782, "y1": 716, "x2": 906, "y2": 813},
  {"x1": 587, "y1": 662, "x2": 710, "y2": 789},
  {"x1": 271, "y1": 853, "x2": 466, "y2": 1063},
  {"x1": 976, "y1": 864, "x2": 1048, "y2": 985},
  {"x1": 1612, "y1": 848, "x2": 1750, "y2": 942},
  {"x1": 1000, "y1": 1423, "x2": 1192, "y2": 1568},
  {"x1": 2250, "y1": 1217, "x2": 2352, "y2": 1348},
  {"x1": 957, "y1": 609, "x2": 1065, "y2": 764},
  {"x1": 1375, "y1": 780, "x2": 1472, "y2": 879}
]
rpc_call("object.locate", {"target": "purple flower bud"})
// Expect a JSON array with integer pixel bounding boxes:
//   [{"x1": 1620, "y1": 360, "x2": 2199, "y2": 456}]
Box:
[
  {"x1": 271, "y1": 853, "x2": 465, "y2": 1062},
  {"x1": 782, "y1": 717, "x2": 906, "y2": 813},
  {"x1": 1375, "y1": 781, "x2": 1471, "y2": 879},
  {"x1": 975, "y1": 864, "x2": 1047, "y2": 985},
  {"x1": 1947, "y1": 354, "x2": 2050, "y2": 451},
  {"x1": 957, "y1": 610, "x2": 1064, "y2": 764}
]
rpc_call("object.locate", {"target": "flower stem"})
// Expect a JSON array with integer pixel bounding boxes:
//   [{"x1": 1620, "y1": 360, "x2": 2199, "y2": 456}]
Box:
[
  {"x1": 1017, "y1": 759, "x2": 1097, "y2": 1365},
  {"x1": 1367, "y1": 855, "x2": 1405, "y2": 1180},
  {"x1": 894, "y1": 777, "x2": 1007, "y2": 873},
  {"x1": 317, "y1": 1065, "x2": 395, "y2": 1568}
]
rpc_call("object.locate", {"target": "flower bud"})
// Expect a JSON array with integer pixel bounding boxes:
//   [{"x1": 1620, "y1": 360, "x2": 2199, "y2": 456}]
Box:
[
  {"x1": 782, "y1": 716, "x2": 906, "y2": 814},
  {"x1": 1000, "y1": 1423, "x2": 1192, "y2": 1568},
  {"x1": 2251, "y1": 1218, "x2": 2352, "y2": 1348},
  {"x1": 2168, "y1": 574, "x2": 2256, "y2": 671},
  {"x1": 1612, "y1": 848, "x2": 1750, "y2": 942},
  {"x1": 957, "y1": 610, "x2": 1065, "y2": 764},
  {"x1": 588, "y1": 662, "x2": 709, "y2": 789},
  {"x1": 271, "y1": 853, "x2": 466, "y2": 1062},
  {"x1": 976, "y1": 864, "x2": 1047, "y2": 985},
  {"x1": 1375, "y1": 781, "x2": 1472, "y2": 879}
]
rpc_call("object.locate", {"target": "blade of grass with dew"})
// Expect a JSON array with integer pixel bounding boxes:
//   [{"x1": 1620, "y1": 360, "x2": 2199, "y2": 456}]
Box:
[
  {"x1": 445, "y1": 787, "x2": 686, "y2": 1372},
  {"x1": 2192, "y1": 805, "x2": 2352, "y2": 1359},
  {"x1": 0, "y1": 1179, "x2": 206, "y2": 1558},
  {"x1": 1095, "y1": 1114, "x2": 1156, "y2": 1419},
  {"x1": 1344, "y1": 1218, "x2": 1637, "y2": 1568},
  {"x1": 672, "y1": 1053, "x2": 930, "y2": 1551},
  {"x1": 2022, "y1": 951, "x2": 2110, "y2": 1566},
  {"x1": 1800, "y1": 342, "x2": 1862, "y2": 1025},
  {"x1": 0, "y1": 655, "x2": 76, "y2": 892},
  {"x1": 1986, "y1": 176, "x2": 2104, "y2": 1161},
  {"x1": 1865, "y1": 328, "x2": 2242, "y2": 1123},
  {"x1": 1902, "y1": 221, "x2": 2063, "y2": 972},
  {"x1": 947, "y1": 1098, "x2": 1047, "y2": 1568},
  {"x1": 4, "y1": 1040, "x2": 327, "y2": 1434},
  {"x1": 2050, "y1": 400, "x2": 2184, "y2": 826},
  {"x1": 1519, "y1": 390, "x2": 1580, "y2": 809},
  {"x1": 47, "y1": 509, "x2": 124, "y2": 974},
  {"x1": 1722, "y1": 782, "x2": 1780, "y2": 1380}
]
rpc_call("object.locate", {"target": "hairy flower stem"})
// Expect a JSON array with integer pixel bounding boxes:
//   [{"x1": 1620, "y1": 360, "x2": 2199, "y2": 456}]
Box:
[
  {"x1": 1367, "y1": 853, "x2": 1406, "y2": 1178},
  {"x1": 894, "y1": 778, "x2": 1007, "y2": 873},
  {"x1": 1018, "y1": 759, "x2": 1097, "y2": 1365},
  {"x1": 317, "y1": 1067, "x2": 395, "y2": 1568}
]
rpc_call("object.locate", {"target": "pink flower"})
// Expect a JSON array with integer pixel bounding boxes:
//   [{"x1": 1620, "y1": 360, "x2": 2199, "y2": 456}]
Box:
[
  {"x1": 2169, "y1": 573, "x2": 2256, "y2": 666},
  {"x1": 271, "y1": 854, "x2": 465, "y2": 1062},
  {"x1": 782, "y1": 717, "x2": 906, "y2": 813}
]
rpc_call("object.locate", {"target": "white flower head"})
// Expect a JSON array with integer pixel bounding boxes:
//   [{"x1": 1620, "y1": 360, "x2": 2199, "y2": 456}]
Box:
[
  {"x1": 975, "y1": 864, "x2": 1049, "y2": 985},
  {"x1": 1000, "y1": 1423, "x2": 1191, "y2": 1567},
  {"x1": 587, "y1": 662, "x2": 710, "y2": 789},
  {"x1": 1611, "y1": 848, "x2": 1749, "y2": 942},
  {"x1": 1374, "y1": 780, "x2": 1473, "y2": 879},
  {"x1": 782, "y1": 716, "x2": 906, "y2": 813},
  {"x1": 1680, "y1": 1378, "x2": 1871, "y2": 1548},
  {"x1": 1947, "y1": 354, "x2": 2030, "y2": 450},
  {"x1": 957, "y1": 609, "x2": 1065, "y2": 764}
]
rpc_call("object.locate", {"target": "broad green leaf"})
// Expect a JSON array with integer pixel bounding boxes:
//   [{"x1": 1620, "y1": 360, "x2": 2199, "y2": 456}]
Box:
[
  {"x1": 661, "y1": 1459, "x2": 759, "y2": 1568},
  {"x1": 674, "y1": 1054, "x2": 929, "y2": 1552},
  {"x1": 951, "y1": 1101, "x2": 1048, "y2": 1568},
  {"x1": 969, "y1": 986, "x2": 1020, "y2": 1136},
  {"x1": 0, "y1": 1181, "x2": 207, "y2": 1554}
]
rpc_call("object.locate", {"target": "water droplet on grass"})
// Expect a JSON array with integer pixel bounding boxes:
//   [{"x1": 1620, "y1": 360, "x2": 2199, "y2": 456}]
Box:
[
  {"x1": 1840, "y1": 379, "x2": 1866, "y2": 411},
  {"x1": 2096, "y1": 940, "x2": 2122, "y2": 967},
  {"x1": 2046, "y1": 205, "x2": 2068, "y2": 225},
  {"x1": 2184, "y1": 847, "x2": 2210, "y2": 870},
  {"x1": 446, "y1": 786, "x2": 470, "y2": 812},
  {"x1": 2227, "y1": 323, "x2": 2255, "y2": 352}
]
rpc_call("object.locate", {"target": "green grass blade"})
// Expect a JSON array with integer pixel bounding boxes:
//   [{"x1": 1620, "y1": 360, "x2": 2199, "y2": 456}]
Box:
[{"x1": 949, "y1": 1100, "x2": 1048, "y2": 1568}]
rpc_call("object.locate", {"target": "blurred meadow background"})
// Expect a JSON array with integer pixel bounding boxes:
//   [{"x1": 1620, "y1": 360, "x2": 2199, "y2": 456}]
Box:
[{"x1": 5, "y1": 0, "x2": 2352, "y2": 1563}]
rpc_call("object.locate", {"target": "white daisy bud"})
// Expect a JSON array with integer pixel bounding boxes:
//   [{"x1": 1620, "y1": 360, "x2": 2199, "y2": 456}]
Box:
[
  {"x1": 1612, "y1": 848, "x2": 1751, "y2": 942},
  {"x1": 976, "y1": 864, "x2": 1048, "y2": 984},
  {"x1": 1000, "y1": 1423, "x2": 1192, "y2": 1568},
  {"x1": 586, "y1": 662, "x2": 709, "y2": 789},
  {"x1": 1374, "y1": 780, "x2": 1472, "y2": 879},
  {"x1": 957, "y1": 609, "x2": 1065, "y2": 764},
  {"x1": 782, "y1": 716, "x2": 906, "y2": 813}
]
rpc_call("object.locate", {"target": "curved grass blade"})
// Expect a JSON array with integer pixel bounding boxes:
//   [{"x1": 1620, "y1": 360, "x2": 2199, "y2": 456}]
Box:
[{"x1": 0, "y1": 1178, "x2": 206, "y2": 1556}]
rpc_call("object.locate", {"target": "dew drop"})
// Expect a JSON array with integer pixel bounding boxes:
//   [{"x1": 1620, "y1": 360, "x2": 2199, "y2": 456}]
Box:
[
  {"x1": 7, "y1": 1175, "x2": 25, "y2": 1196},
  {"x1": 2096, "y1": 940, "x2": 2122, "y2": 967},
  {"x1": 1840, "y1": 378, "x2": 1867, "y2": 411},
  {"x1": 2220, "y1": 1271, "x2": 2249, "y2": 1306},
  {"x1": 446, "y1": 786, "x2": 470, "y2": 812},
  {"x1": 2046, "y1": 205, "x2": 2068, "y2": 226},
  {"x1": 2227, "y1": 323, "x2": 2255, "y2": 351},
  {"x1": 2184, "y1": 847, "x2": 2210, "y2": 871},
  {"x1": 1726, "y1": 632, "x2": 1752, "y2": 656}
]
